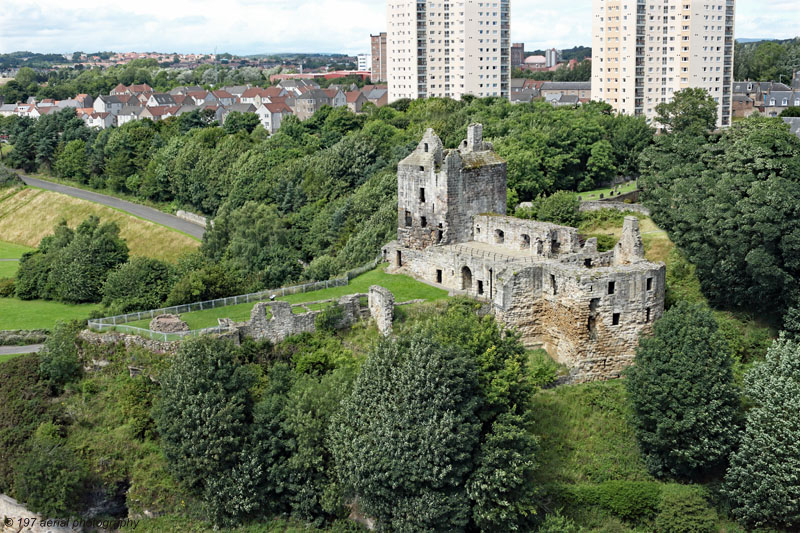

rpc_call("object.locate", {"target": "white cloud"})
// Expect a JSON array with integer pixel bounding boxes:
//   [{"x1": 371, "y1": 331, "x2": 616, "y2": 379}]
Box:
[{"x1": 0, "y1": 0, "x2": 796, "y2": 55}]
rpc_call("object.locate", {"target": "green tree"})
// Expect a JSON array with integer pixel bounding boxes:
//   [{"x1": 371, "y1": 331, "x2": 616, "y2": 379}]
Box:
[
  {"x1": 724, "y1": 336, "x2": 800, "y2": 529},
  {"x1": 154, "y1": 337, "x2": 257, "y2": 495},
  {"x1": 54, "y1": 139, "x2": 88, "y2": 182},
  {"x1": 654, "y1": 88, "x2": 718, "y2": 133},
  {"x1": 627, "y1": 302, "x2": 740, "y2": 479},
  {"x1": 331, "y1": 334, "x2": 481, "y2": 532},
  {"x1": 38, "y1": 321, "x2": 83, "y2": 393},
  {"x1": 584, "y1": 139, "x2": 617, "y2": 191},
  {"x1": 101, "y1": 256, "x2": 174, "y2": 313},
  {"x1": 516, "y1": 190, "x2": 580, "y2": 227},
  {"x1": 223, "y1": 111, "x2": 261, "y2": 134}
]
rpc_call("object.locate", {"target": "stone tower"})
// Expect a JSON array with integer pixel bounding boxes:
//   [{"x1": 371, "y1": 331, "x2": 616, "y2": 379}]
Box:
[{"x1": 396, "y1": 124, "x2": 507, "y2": 250}]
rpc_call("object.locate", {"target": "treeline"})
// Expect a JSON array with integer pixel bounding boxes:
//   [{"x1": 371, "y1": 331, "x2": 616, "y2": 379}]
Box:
[
  {"x1": 0, "y1": 61, "x2": 282, "y2": 104},
  {"x1": 1, "y1": 97, "x2": 653, "y2": 295},
  {"x1": 734, "y1": 38, "x2": 800, "y2": 82}
]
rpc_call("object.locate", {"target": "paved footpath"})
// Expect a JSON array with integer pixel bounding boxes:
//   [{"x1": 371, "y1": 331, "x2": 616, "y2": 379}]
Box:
[
  {"x1": 17, "y1": 173, "x2": 205, "y2": 240},
  {"x1": 0, "y1": 344, "x2": 43, "y2": 355}
]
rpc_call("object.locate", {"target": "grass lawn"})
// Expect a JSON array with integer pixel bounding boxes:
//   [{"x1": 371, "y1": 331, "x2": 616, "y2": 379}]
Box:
[
  {"x1": 577, "y1": 180, "x2": 638, "y2": 201},
  {"x1": 0, "y1": 240, "x2": 33, "y2": 258},
  {"x1": 0, "y1": 188, "x2": 199, "y2": 262},
  {"x1": 0, "y1": 261, "x2": 18, "y2": 278},
  {"x1": 121, "y1": 264, "x2": 448, "y2": 331},
  {"x1": 0, "y1": 297, "x2": 99, "y2": 330},
  {"x1": 0, "y1": 353, "x2": 25, "y2": 364}
]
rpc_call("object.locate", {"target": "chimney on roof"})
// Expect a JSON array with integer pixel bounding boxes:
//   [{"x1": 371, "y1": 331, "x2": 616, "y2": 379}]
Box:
[{"x1": 467, "y1": 123, "x2": 483, "y2": 152}]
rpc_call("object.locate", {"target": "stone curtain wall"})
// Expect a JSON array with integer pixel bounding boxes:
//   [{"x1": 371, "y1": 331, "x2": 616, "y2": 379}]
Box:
[
  {"x1": 579, "y1": 201, "x2": 651, "y2": 216},
  {"x1": 368, "y1": 286, "x2": 395, "y2": 335}
]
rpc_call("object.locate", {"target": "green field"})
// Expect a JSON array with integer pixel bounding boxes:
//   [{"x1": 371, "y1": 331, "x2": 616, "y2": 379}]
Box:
[
  {"x1": 0, "y1": 241, "x2": 33, "y2": 258},
  {"x1": 0, "y1": 297, "x2": 99, "y2": 330},
  {"x1": 120, "y1": 264, "x2": 448, "y2": 331}
]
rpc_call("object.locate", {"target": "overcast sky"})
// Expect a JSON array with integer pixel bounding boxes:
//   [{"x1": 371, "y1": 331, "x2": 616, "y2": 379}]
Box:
[{"x1": 1, "y1": 0, "x2": 797, "y2": 56}]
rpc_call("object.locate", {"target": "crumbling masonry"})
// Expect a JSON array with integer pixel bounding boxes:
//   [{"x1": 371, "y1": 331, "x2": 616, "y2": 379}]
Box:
[{"x1": 383, "y1": 124, "x2": 666, "y2": 382}]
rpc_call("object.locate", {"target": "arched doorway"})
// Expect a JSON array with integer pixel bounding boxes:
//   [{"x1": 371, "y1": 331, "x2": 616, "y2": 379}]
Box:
[{"x1": 461, "y1": 266, "x2": 472, "y2": 291}]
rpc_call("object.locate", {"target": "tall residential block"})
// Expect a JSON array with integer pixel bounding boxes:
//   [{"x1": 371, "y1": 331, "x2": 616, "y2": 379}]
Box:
[
  {"x1": 387, "y1": 0, "x2": 510, "y2": 102},
  {"x1": 371, "y1": 32, "x2": 388, "y2": 82},
  {"x1": 591, "y1": 0, "x2": 735, "y2": 127}
]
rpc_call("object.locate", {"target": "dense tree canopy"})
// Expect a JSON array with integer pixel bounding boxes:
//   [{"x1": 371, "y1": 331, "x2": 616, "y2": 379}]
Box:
[
  {"x1": 725, "y1": 336, "x2": 800, "y2": 529},
  {"x1": 627, "y1": 302, "x2": 740, "y2": 479},
  {"x1": 640, "y1": 116, "x2": 800, "y2": 315}
]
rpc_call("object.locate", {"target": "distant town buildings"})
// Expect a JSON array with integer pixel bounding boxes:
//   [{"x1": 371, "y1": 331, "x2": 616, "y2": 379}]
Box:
[
  {"x1": 511, "y1": 43, "x2": 525, "y2": 68},
  {"x1": 591, "y1": 0, "x2": 735, "y2": 128},
  {"x1": 371, "y1": 32, "x2": 389, "y2": 82},
  {"x1": 545, "y1": 48, "x2": 559, "y2": 68},
  {"x1": 732, "y1": 78, "x2": 800, "y2": 118},
  {"x1": 386, "y1": 0, "x2": 511, "y2": 102}
]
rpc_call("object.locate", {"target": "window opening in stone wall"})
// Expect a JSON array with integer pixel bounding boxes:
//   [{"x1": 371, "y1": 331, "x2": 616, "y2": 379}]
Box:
[
  {"x1": 584, "y1": 258, "x2": 592, "y2": 268},
  {"x1": 477, "y1": 280, "x2": 484, "y2": 295},
  {"x1": 436, "y1": 229, "x2": 443, "y2": 243},
  {"x1": 396, "y1": 250, "x2": 402, "y2": 267},
  {"x1": 421, "y1": 216, "x2": 427, "y2": 228},
  {"x1": 646, "y1": 277, "x2": 653, "y2": 291},
  {"x1": 608, "y1": 281, "x2": 616, "y2": 295},
  {"x1": 476, "y1": 226, "x2": 481, "y2": 234},
  {"x1": 418, "y1": 165, "x2": 424, "y2": 171},
  {"x1": 646, "y1": 307, "x2": 651, "y2": 322},
  {"x1": 436, "y1": 269, "x2": 443, "y2": 283},
  {"x1": 461, "y1": 266, "x2": 472, "y2": 290},
  {"x1": 521, "y1": 234, "x2": 530, "y2": 249},
  {"x1": 551, "y1": 274, "x2": 557, "y2": 295},
  {"x1": 613, "y1": 313, "x2": 620, "y2": 326},
  {"x1": 424, "y1": 142, "x2": 429, "y2": 152},
  {"x1": 420, "y1": 187, "x2": 426, "y2": 203},
  {"x1": 495, "y1": 229, "x2": 505, "y2": 244},
  {"x1": 588, "y1": 298, "x2": 600, "y2": 339},
  {"x1": 551, "y1": 238, "x2": 560, "y2": 254}
]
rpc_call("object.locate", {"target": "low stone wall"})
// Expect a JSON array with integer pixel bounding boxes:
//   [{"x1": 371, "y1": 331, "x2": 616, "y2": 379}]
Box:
[
  {"x1": 0, "y1": 330, "x2": 48, "y2": 346},
  {"x1": 0, "y1": 494, "x2": 79, "y2": 533},
  {"x1": 368, "y1": 286, "x2": 394, "y2": 336},
  {"x1": 78, "y1": 330, "x2": 180, "y2": 355},
  {"x1": 579, "y1": 201, "x2": 650, "y2": 216},
  {"x1": 175, "y1": 210, "x2": 211, "y2": 228}
]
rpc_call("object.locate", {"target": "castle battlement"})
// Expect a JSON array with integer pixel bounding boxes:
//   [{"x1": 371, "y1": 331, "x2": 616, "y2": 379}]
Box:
[{"x1": 384, "y1": 125, "x2": 666, "y2": 383}]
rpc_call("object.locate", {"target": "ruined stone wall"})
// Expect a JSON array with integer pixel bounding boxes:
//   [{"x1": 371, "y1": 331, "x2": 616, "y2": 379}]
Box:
[
  {"x1": 472, "y1": 215, "x2": 581, "y2": 256},
  {"x1": 78, "y1": 330, "x2": 180, "y2": 354},
  {"x1": 368, "y1": 286, "x2": 395, "y2": 335},
  {"x1": 493, "y1": 260, "x2": 666, "y2": 382},
  {"x1": 240, "y1": 294, "x2": 363, "y2": 343},
  {"x1": 579, "y1": 201, "x2": 651, "y2": 216}
]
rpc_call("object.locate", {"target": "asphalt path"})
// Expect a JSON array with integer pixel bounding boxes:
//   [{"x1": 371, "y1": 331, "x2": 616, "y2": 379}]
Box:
[
  {"x1": 16, "y1": 173, "x2": 206, "y2": 240},
  {"x1": 0, "y1": 344, "x2": 43, "y2": 355}
]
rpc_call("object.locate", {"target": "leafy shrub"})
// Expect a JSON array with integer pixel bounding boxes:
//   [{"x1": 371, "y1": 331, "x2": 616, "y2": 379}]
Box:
[
  {"x1": 38, "y1": 321, "x2": 83, "y2": 392},
  {"x1": 304, "y1": 254, "x2": 339, "y2": 282},
  {"x1": 528, "y1": 349, "x2": 560, "y2": 388},
  {"x1": 0, "y1": 277, "x2": 14, "y2": 297},
  {"x1": 655, "y1": 484, "x2": 716, "y2": 533},
  {"x1": 102, "y1": 256, "x2": 175, "y2": 313},
  {"x1": 0, "y1": 165, "x2": 22, "y2": 188},
  {"x1": 14, "y1": 423, "x2": 88, "y2": 517},
  {"x1": 14, "y1": 251, "x2": 54, "y2": 300},
  {"x1": 165, "y1": 262, "x2": 242, "y2": 306},
  {"x1": 0, "y1": 353, "x2": 52, "y2": 494},
  {"x1": 314, "y1": 303, "x2": 345, "y2": 333},
  {"x1": 567, "y1": 481, "x2": 662, "y2": 522},
  {"x1": 120, "y1": 376, "x2": 158, "y2": 441},
  {"x1": 537, "y1": 510, "x2": 579, "y2": 533},
  {"x1": 516, "y1": 191, "x2": 580, "y2": 227}
]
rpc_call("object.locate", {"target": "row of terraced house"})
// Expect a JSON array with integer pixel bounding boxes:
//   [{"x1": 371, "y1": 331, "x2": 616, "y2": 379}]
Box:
[{"x1": 0, "y1": 80, "x2": 389, "y2": 133}]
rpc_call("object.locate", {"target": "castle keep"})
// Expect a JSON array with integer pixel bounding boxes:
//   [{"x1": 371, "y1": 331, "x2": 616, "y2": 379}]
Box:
[{"x1": 383, "y1": 124, "x2": 666, "y2": 382}]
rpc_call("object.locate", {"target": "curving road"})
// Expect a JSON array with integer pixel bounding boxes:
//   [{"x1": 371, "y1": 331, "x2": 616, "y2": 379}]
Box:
[
  {"x1": 17, "y1": 174, "x2": 206, "y2": 240},
  {"x1": 0, "y1": 344, "x2": 43, "y2": 355}
]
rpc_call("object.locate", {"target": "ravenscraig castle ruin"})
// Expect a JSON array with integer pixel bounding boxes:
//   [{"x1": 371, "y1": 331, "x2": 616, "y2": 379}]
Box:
[{"x1": 383, "y1": 124, "x2": 666, "y2": 382}]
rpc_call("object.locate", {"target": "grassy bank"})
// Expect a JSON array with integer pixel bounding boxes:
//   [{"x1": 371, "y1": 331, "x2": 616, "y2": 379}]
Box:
[
  {"x1": 120, "y1": 264, "x2": 447, "y2": 331},
  {"x1": 0, "y1": 188, "x2": 199, "y2": 262}
]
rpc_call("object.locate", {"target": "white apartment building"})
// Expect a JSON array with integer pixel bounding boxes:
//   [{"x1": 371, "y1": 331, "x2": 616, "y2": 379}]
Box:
[
  {"x1": 387, "y1": 0, "x2": 510, "y2": 102},
  {"x1": 591, "y1": 0, "x2": 734, "y2": 127},
  {"x1": 358, "y1": 54, "x2": 372, "y2": 72}
]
